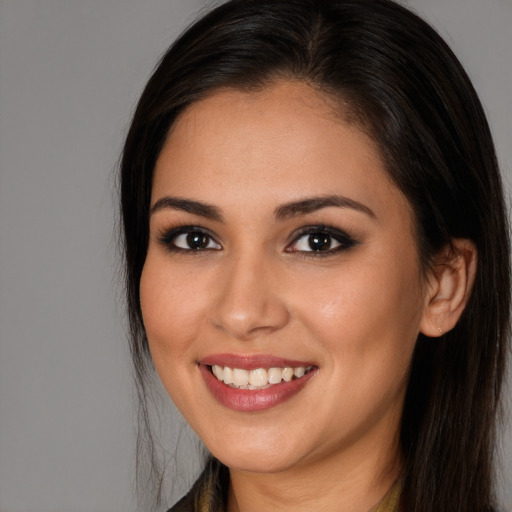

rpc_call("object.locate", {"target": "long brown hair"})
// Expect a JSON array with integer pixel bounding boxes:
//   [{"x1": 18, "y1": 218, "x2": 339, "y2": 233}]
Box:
[{"x1": 120, "y1": 1, "x2": 511, "y2": 510}]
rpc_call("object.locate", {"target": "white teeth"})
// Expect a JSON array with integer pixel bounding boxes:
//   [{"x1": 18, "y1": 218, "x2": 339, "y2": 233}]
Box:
[
  {"x1": 211, "y1": 364, "x2": 312, "y2": 389},
  {"x1": 212, "y1": 365, "x2": 224, "y2": 380},
  {"x1": 249, "y1": 368, "x2": 268, "y2": 387},
  {"x1": 293, "y1": 367, "x2": 305, "y2": 378},
  {"x1": 268, "y1": 367, "x2": 283, "y2": 384},
  {"x1": 223, "y1": 366, "x2": 234, "y2": 385},
  {"x1": 233, "y1": 368, "x2": 249, "y2": 386},
  {"x1": 282, "y1": 367, "x2": 293, "y2": 382}
]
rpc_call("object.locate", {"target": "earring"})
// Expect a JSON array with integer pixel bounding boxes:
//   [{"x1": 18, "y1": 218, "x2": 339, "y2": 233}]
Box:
[{"x1": 438, "y1": 326, "x2": 444, "y2": 335}]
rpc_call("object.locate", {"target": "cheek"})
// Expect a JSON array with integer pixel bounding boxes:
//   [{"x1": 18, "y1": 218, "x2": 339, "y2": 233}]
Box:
[
  {"x1": 295, "y1": 251, "x2": 424, "y2": 374},
  {"x1": 139, "y1": 255, "x2": 213, "y2": 416},
  {"x1": 139, "y1": 255, "x2": 206, "y2": 362}
]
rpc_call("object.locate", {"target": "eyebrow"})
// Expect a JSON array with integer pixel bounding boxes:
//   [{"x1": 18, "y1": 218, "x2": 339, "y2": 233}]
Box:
[
  {"x1": 274, "y1": 195, "x2": 375, "y2": 220},
  {"x1": 150, "y1": 194, "x2": 375, "y2": 222},
  {"x1": 150, "y1": 196, "x2": 224, "y2": 222}
]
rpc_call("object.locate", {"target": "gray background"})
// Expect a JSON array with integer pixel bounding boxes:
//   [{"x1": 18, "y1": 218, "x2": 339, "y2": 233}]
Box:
[{"x1": 0, "y1": 1, "x2": 510, "y2": 511}]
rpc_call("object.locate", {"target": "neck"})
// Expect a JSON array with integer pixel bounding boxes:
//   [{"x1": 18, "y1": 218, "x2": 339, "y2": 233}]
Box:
[{"x1": 227, "y1": 436, "x2": 402, "y2": 512}]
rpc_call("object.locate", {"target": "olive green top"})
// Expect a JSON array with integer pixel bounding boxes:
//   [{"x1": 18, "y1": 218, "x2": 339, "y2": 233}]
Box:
[{"x1": 368, "y1": 479, "x2": 402, "y2": 512}]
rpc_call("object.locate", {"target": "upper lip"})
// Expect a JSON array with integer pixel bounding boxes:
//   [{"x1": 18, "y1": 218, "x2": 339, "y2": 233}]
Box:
[{"x1": 199, "y1": 353, "x2": 316, "y2": 370}]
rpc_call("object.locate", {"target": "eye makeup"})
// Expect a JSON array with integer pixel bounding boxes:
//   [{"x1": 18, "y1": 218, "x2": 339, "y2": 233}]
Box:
[
  {"x1": 157, "y1": 224, "x2": 221, "y2": 253},
  {"x1": 285, "y1": 224, "x2": 359, "y2": 257},
  {"x1": 156, "y1": 222, "x2": 358, "y2": 257}
]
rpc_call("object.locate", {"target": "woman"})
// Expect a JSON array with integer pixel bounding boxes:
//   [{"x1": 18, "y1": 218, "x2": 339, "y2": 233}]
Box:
[{"x1": 120, "y1": 0, "x2": 511, "y2": 511}]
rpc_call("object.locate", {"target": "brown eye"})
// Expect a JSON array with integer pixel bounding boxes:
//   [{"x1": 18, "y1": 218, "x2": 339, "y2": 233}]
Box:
[
  {"x1": 293, "y1": 232, "x2": 341, "y2": 252},
  {"x1": 286, "y1": 226, "x2": 357, "y2": 255},
  {"x1": 168, "y1": 230, "x2": 221, "y2": 251},
  {"x1": 307, "y1": 233, "x2": 335, "y2": 251},
  {"x1": 186, "y1": 232, "x2": 210, "y2": 249}
]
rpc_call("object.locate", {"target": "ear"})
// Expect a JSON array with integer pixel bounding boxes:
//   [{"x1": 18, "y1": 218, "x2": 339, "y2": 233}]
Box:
[{"x1": 420, "y1": 239, "x2": 477, "y2": 337}]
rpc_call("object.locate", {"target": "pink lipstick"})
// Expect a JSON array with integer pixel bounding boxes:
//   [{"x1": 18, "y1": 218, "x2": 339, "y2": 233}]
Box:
[{"x1": 198, "y1": 354, "x2": 318, "y2": 412}]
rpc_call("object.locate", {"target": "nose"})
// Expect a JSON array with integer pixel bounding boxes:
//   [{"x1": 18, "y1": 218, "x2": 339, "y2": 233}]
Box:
[{"x1": 210, "y1": 252, "x2": 290, "y2": 341}]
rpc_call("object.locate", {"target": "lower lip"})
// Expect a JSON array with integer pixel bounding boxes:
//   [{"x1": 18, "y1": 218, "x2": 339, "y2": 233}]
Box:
[{"x1": 199, "y1": 364, "x2": 317, "y2": 412}]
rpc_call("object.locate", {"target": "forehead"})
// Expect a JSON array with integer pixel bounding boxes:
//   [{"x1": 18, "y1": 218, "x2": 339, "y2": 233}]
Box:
[{"x1": 152, "y1": 81, "x2": 410, "y2": 225}]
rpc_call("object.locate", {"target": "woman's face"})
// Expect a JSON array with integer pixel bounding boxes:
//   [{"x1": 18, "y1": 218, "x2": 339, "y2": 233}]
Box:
[{"x1": 140, "y1": 81, "x2": 430, "y2": 477}]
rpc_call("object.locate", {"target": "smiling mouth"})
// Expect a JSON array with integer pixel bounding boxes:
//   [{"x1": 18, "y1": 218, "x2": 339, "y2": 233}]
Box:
[{"x1": 209, "y1": 365, "x2": 315, "y2": 390}]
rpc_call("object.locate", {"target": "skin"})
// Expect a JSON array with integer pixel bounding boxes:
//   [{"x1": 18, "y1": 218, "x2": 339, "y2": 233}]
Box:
[{"x1": 140, "y1": 81, "x2": 474, "y2": 512}]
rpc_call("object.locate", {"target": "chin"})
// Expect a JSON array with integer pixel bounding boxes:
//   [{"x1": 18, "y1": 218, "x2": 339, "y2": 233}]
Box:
[
  {"x1": 206, "y1": 433, "x2": 302, "y2": 474},
  {"x1": 215, "y1": 449, "x2": 298, "y2": 474}
]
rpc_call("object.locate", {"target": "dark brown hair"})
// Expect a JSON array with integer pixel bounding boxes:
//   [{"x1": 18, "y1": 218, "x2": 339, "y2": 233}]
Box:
[{"x1": 120, "y1": 1, "x2": 511, "y2": 510}]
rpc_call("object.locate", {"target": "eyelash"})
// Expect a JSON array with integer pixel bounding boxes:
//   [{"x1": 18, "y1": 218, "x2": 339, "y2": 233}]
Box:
[
  {"x1": 157, "y1": 224, "x2": 358, "y2": 255},
  {"x1": 158, "y1": 225, "x2": 221, "y2": 253},
  {"x1": 286, "y1": 225, "x2": 358, "y2": 256}
]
